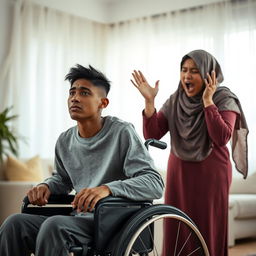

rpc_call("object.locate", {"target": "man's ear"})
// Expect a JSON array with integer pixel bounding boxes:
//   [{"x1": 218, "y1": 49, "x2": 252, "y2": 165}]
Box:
[{"x1": 100, "y1": 98, "x2": 109, "y2": 109}]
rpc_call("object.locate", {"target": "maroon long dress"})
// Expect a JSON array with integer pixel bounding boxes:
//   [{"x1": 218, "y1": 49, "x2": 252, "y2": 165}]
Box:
[{"x1": 143, "y1": 105, "x2": 237, "y2": 256}]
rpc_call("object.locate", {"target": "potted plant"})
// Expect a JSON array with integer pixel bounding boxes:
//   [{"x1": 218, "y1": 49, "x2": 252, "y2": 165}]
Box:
[{"x1": 0, "y1": 107, "x2": 19, "y2": 163}]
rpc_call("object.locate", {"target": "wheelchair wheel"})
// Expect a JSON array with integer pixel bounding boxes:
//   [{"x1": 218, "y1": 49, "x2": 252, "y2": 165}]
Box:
[{"x1": 113, "y1": 204, "x2": 209, "y2": 256}]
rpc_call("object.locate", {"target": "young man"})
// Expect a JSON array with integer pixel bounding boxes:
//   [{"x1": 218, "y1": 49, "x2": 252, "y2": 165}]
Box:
[{"x1": 0, "y1": 64, "x2": 164, "y2": 256}]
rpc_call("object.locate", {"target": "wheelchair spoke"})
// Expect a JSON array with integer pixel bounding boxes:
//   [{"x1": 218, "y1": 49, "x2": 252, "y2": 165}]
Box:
[
  {"x1": 130, "y1": 224, "x2": 160, "y2": 256},
  {"x1": 147, "y1": 224, "x2": 159, "y2": 256},
  {"x1": 176, "y1": 232, "x2": 204, "y2": 256},
  {"x1": 177, "y1": 231, "x2": 192, "y2": 256},
  {"x1": 173, "y1": 221, "x2": 181, "y2": 256},
  {"x1": 187, "y1": 246, "x2": 202, "y2": 256}
]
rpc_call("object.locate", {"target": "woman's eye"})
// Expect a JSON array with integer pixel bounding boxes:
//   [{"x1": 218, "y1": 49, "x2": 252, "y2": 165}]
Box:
[{"x1": 191, "y1": 69, "x2": 199, "y2": 74}]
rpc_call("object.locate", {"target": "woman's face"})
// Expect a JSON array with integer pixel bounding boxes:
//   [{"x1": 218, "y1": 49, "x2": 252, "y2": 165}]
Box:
[{"x1": 180, "y1": 58, "x2": 204, "y2": 97}]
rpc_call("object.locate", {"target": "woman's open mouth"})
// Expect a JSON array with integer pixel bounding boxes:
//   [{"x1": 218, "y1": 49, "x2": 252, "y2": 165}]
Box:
[{"x1": 185, "y1": 82, "x2": 194, "y2": 93}]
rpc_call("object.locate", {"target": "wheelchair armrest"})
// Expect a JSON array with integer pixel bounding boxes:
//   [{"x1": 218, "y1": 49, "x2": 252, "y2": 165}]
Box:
[
  {"x1": 93, "y1": 196, "x2": 152, "y2": 254},
  {"x1": 21, "y1": 194, "x2": 75, "y2": 216},
  {"x1": 144, "y1": 138, "x2": 167, "y2": 150},
  {"x1": 95, "y1": 196, "x2": 152, "y2": 206}
]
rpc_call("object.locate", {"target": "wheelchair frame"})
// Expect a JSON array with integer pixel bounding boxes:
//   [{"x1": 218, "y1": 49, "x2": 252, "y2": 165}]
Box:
[
  {"x1": 22, "y1": 196, "x2": 209, "y2": 256},
  {"x1": 21, "y1": 139, "x2": 210, "y2": 256}
]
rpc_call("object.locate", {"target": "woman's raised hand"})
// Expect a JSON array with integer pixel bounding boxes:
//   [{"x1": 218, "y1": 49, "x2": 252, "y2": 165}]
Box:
[
  {"x1": 131, "y1": 70, "x2": 159, "y2": 102},
  {"x1": 203, "y1": 70, "x2": 217, "y2": 107}
]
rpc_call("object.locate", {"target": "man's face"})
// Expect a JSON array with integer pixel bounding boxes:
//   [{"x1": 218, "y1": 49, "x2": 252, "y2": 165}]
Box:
[{"x1": 68, "y1": 79, "x2": 106, "y2": 121}]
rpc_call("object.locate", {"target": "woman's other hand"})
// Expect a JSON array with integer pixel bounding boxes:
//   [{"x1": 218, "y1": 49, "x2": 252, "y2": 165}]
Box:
[
  {"x1": 131, "y1": 70, "x2": 159, "y2": 118},
  {"x1": 131, "y1": 70, "x2": 159, "y2": 102},
  {"x1": 203, "y1": 70, "x2": 217, "y2": 107}
]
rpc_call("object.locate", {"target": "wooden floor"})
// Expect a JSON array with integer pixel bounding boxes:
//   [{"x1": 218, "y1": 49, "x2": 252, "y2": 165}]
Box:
[{"x1": 229, "y1": 238, "x2": 256, "y2": 256}]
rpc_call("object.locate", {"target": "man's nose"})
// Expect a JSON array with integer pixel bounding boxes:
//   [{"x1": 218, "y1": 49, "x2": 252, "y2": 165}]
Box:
[{"x1": 71, "y1": 94, "x2": 80, "y2": 102}]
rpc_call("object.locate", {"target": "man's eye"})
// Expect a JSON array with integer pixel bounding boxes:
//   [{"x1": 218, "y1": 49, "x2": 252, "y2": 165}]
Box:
[
  {"x1": 81, "y1": 91, "x2": 89, "y2": 96},
  {"x1": 69, "y1": 91, "x2": 75, "y2": 96}
]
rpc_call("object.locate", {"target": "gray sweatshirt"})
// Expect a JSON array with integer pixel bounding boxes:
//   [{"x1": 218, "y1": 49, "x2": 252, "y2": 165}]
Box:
[{"x1": 43, "y1": 116, "x2": 164, "y2": 201}]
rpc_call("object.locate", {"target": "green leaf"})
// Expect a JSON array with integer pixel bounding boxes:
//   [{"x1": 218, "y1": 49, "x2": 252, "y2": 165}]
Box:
[{"x1": 0, "y1": 106, "x2": 20, "y2": 160}]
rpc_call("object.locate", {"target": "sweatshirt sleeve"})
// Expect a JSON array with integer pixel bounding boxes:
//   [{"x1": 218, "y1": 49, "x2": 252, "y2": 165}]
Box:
[
  {"x1": 204, "y1": 104, "x2": 238, "y2": 146},
  {"x1": 143, "y1": 110, "x2": 169, "y2": 140},
  {"x1": 42, "y1": 139, "x2": 73, "y2": 194},
  {"x1": 105, "y1": 124, "x2": 164, "y2": 201}
]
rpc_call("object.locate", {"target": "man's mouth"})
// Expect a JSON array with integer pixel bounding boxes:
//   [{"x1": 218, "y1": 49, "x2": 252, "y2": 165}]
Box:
[{"x1": 70, "y1": 105, "x2": 82, "y2": 111}]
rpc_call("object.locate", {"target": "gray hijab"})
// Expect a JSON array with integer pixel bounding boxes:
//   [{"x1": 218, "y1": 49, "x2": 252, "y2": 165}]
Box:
[{"x1": 161, "y1": 49, "x2": 249, "y2": 178}]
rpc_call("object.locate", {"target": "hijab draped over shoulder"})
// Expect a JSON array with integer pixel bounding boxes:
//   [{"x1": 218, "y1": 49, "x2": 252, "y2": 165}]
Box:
[{"x1": 160, "y1": 49, "x2": 249, "y2": 178}]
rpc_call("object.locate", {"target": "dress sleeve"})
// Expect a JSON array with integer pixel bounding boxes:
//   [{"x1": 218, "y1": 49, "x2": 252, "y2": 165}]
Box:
[
  {"x1": 143, "y1": 110, "x2": 169, "y2": 140},
  {"x1": 204, "y1": 104, "x2": 238, "y2": 146}
]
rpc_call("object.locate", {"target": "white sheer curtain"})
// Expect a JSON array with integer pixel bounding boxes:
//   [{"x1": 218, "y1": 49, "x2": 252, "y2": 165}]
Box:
[
  {"x1": 1, "y1": 0, "x2": 256, "y2": 175},
  {"x1": 104, "y1": 0, "x2": 256, "y2": 175},
  {"x1": 0, "y1": 0, "x2": 106, "y2": 158}
]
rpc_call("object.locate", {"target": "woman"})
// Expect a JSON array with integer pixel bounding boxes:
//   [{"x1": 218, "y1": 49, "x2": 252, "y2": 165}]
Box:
[{"x1": 131, "y1": 49, "x2": 248, "y2": 256}]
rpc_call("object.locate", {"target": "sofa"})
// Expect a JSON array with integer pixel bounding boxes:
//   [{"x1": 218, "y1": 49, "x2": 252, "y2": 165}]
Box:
[
  {"x1": 228, "y1": 172, "x2": 256, "y2": 246},
  {"x1": 0, "y1": 156, "x2": 54, "y2": 224}
]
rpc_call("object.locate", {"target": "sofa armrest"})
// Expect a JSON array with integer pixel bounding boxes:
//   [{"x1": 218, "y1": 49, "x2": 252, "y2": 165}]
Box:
[
  {"x1": 0, "y1": 181, "x2": 38, "y2": 224},
  {"x1": 230, "y1": 172, "x2": 256, "y2": 194}
]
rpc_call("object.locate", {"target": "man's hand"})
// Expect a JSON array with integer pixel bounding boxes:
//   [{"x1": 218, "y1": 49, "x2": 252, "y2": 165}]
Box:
[
  {"x1": 72, "y1": 185, "x2": 111, "y2": 213},
  {"x1": 27, "y1": 184, "x2": 51, "y2": 206}
]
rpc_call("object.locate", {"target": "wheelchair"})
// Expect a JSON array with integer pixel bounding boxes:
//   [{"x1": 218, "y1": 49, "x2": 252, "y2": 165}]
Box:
[{"x1": 21, "y1": 139, "x2": 210, "y2": 256}]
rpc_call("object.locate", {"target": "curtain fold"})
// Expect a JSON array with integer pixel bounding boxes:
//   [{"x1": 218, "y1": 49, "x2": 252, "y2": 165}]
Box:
[{"x1": 1, "y1": 0, "x2": 256, "y2": 175}]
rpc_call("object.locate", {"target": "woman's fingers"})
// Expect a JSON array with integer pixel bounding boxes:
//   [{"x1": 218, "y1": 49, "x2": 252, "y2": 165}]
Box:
[
  {"x1": 212, "y1": 70, "x2": 216, "y2": 86},
  {"x1": 155, "y1": 80, "x2": 160, "y2": 89},
  {"x1": 134, "y1": 70, "x2": 143, "y2": 83},
  {"x1": 131, "y1": 74, "x2": 139, "y2": 87},
  {"x1": 203, "y1": 70, "x2": 217, "y2": 103},
  {"x1": 132, "y1": 70, "x2": 148, "y2": 86},
  {"x1": 206, "y1": 72, "x2": 213, "y2": 86},
  {"x1": 204, "y1": 70, "x2": 217, "y2": 90},
  {"x1": 138, "y1": 70, "x2": 147, "y2": 83},
  {"x1": 131, "y1": 79, "x2": 137, "y2": 87},
  {"x1": 132, "y1": 71, "x2": 143, "y2": 86}
]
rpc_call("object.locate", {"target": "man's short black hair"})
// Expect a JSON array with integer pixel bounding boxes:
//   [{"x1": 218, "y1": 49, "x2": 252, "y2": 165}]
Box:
[{"x1": 65, "y1": 64, "x2": 111, "y2": 95}]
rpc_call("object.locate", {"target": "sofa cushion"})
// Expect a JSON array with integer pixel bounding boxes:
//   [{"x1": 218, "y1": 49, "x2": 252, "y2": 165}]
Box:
[
  {"x1": 229, "y1": 194, "x2": 256, "y2": 219},
  {"x1": 4, "y1": 155, "x2": 44, "y2": 182}
]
